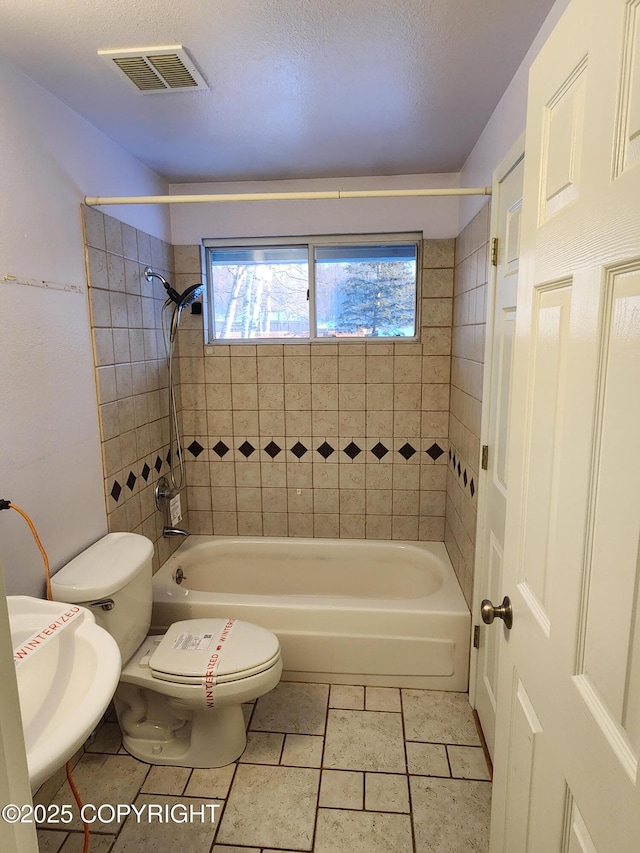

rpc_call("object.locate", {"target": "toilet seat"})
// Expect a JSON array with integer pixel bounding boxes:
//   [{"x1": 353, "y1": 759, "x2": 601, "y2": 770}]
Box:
[{"x1": 147, "y1": 618, "x2": 281, "y2": 686}]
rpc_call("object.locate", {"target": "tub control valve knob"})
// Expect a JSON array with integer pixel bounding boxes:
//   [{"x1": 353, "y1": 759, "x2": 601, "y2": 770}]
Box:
[{"x1": 481, "y1": 596, "x2": 513, "y2": 630}]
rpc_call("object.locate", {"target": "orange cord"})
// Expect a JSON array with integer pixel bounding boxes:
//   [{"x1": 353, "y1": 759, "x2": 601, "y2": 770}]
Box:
[
  {"x1": 8, "y1": 503, "x2": 90, "y2": 853},
  {"x1": 8, "y1": 504, "x2": 53, "y2": 602}
]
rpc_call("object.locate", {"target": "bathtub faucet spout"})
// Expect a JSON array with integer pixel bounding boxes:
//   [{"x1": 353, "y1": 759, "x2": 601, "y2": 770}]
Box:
[{"x1": 163, "y1": 526, "x2": 189, "y2": 538}]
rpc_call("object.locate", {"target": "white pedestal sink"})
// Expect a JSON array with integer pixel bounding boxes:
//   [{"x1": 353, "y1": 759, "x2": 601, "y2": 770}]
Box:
[{"x1": 7, "y1": 596, "x2": 121, "y2": 790}]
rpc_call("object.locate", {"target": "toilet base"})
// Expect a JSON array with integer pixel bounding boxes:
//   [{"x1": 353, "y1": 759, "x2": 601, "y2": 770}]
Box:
[{"x1": 120, "y1": 703, "x2": 248, "y2": 768}]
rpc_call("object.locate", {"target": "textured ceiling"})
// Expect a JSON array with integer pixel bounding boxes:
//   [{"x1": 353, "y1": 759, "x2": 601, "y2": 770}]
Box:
[{"x1": 0, "y1": 0, "x2": 556, "y2": 183}]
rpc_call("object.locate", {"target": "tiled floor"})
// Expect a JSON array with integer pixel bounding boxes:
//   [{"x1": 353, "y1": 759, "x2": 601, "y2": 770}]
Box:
[{"x1": 37, "y1": 682, "x2": 491, "y2": 853}]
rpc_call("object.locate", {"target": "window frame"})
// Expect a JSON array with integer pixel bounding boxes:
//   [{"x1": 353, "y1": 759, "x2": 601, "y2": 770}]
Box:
[{"x1": 202, "y1": 232, "x2": 422, "y2": 345}]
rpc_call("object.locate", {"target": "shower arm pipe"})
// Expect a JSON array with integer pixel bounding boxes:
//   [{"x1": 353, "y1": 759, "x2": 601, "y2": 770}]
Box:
[{"x1": 84, "y1": 186, "x2": 492, "y2": 206}]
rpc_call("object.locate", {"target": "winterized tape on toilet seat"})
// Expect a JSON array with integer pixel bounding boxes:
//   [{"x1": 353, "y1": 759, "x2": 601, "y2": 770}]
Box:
[{"x1": 204, "y1": 618, "x2": 235, "y2": 708}]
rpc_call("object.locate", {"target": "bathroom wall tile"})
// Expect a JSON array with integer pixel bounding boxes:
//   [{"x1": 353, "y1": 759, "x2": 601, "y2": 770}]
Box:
[
  {"x1": 313, "y1": 514, "x2": 340, "y2": 538},
  {"x1": 366, "y1": 411, "x2": 394, "y2": 437},
  {"x1": 217, "y1": 765, "x2": 319, "y2": 851},
  {"x1": 393, "y1": 410, "x2": 421, "y2": 437},
  {"x1": 339, "y1": 489, "x2": 365, "y2": 515},
  {"x1": 365, "y1": 515, "x2": 392, "y2": 539},
  {"x1": 83, "y1": 205, "x2": 106, "y2": 250},
  {"x1": 263, "y1": 512, "x2": 288, "y2": 536},
  {"x1": 422, "y1": 238, "x2": 455, "y2": 268},
  {"x1": 312, "y1": 383, "x2": 339, "y2": 411},
  {"x1": 286, "y1": 463, "x2": 313, "y2": 489},
  {"x1": 262, "y1": 487, "x2": 287, "y2": 513},
  {"x1": 258, "y1": 357, "x2": 284, "y2": 384},
  {"x1": 365, "y1": 773, "x2": 409, "y2": 813},
  {"x1": 285, "y1": 383, "x2": 311, "y2": 410},
  {"x1": 207, "y1": 383, "x2": 233, "y2": 410},
  {"x1": 231, "y1": 383, "x2": 258, "y2": 410},
  {"x1": 261, "y1": 463, "x2": 286, "y2": 488},
  {"x1": 89, "y1": 286, "x2": 112, "y2": 327},
  {"x1": 422, "y1": 267, "x2": 455, "y2": 298},
  {"x1": 311, "y1": 356, "x2": 338, "y2": 383},
  {"x1": 313, "y1": 488, "x2": 339, "y2": 514},
  {"x1": 339, "y1": 514, "x2": 365, "y2": 539},
  {"x1": 338, "y1": 383, "x2": 365, "y2": 410},
  {"x1": 313, "y1": 463, "x2": 339, "y2": 489},
  {"x1": 315, "y1": 809, "x2": 412, "y2": 853},
  {"x1": 230, "y1": 357, "x2": 258, "y2": 384},
  {"x1": 212, "y1": 511, "x2": 238, "y2": 535},
  {"x1": 288, "y1": 512, "x2": 314, "y2": 537},
  {"x1": 107, "y1": 253, "x2": 126, "y2": 292},
  {"x1": 205, "y1": 355, "x2": 231, "y2": 383},
  {"x1": 393, "y1": 383, "x2": 421, "y2": 411},
  {"x1": 339, "y1": 465, "x2": 365, "y2": 490},
  {"x1": 422, "y1": 297, "x2": 453, "y2": 327},
  {"x1": 285, "y1": 410, "x2": 312, "y2": 435},
  {"x1": 236, "y1": 487, "x2": 262, "y2": 512},
  {"x1": 318, "y1": 769, "x2": 363, "y2": 809},
  {"x1": 366, "y1": 354, "x2": 394, "y2": 383},
  {"x1": 391, "y1": 515, "x2": 419, "y2": 540},
  {"x1": 287, "y1": 487, "x2": 313, "y2": 513},
  {"x1": 259, "y1": 409, "x2": 286, "y2": 435},
  {"x1": 237, "y1": 511, "x2": 263, "y2": 535},
  {"x1": 323, "y1": 710, "x2": 405, "y2": 773},
  {"x1": 87, "y1": 247, "x2": 109, "y2": 290}
]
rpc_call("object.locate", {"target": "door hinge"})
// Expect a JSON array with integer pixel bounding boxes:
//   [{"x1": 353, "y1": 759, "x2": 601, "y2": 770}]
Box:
[
  {"x1": 481, "y1": 445, "x2": 489, "y2": 470},
  {"x1": 473, "y1": 624, "x2": 481, "y2": 648},
  {"x1": 490, "y1": 237, "x2": 498, "y2": 267}
]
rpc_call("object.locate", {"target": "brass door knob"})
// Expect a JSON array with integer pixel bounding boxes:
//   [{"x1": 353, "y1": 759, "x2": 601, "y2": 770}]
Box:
[{"x1": 481, "y1": 596, "x2": 513, "y2": 630}]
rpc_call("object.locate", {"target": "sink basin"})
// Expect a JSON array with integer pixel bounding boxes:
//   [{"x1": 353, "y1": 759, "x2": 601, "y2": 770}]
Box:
[{"x1": 7, "y1": 595, "x2": 121, "y2": 790}]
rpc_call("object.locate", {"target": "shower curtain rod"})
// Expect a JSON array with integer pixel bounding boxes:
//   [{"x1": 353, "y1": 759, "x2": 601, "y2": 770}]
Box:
[{"x1": 84, "y1": 186, "x2": 491, "y2": 206}]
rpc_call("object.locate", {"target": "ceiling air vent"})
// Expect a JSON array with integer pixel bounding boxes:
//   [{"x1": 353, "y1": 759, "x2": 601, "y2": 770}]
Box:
[{"x1": 98, "y1": 46, "x2": 208, "y2": 93}]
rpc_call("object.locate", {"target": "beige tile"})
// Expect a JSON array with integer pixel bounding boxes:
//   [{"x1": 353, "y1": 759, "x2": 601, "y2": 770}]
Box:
[
  {"x1": 448, "y1": 746, "x2": 491, "y2": 780},
  {"x1": 250, "y1": 682, "x2": 329, "y2": 735},
  {"x1": 365, "y1": 515, "x2": 392, "y2": 539},
  {"x1": 406, "y1": 742, "x2": 450, "y2": 777},
  {"x1": 140, "y1": 765, "x2": 191, "y2": 795},
  {"x1": 365, "y1": 772, "x2": 410, "y2": 813},
  {"x1": 213, "y1": 847, "x2": 260, "y2": 853},
  {"x1": 217, "y1": 765, "x2": 319, "y2": 850},
  {"x1": 263, "y1": 512, "x2": 288, "y2": 536},
  {"x1": 45, "y1": 753, "x2": 149, "y2": 832},
  {"x1": 314, "y1": 808, "x2": 412, "y2": 853},
  {"x1": 237, "y1": 511, "x2": 263, "y2": 535},
  {"x1": 60, "y1": 833, "x2": 114, "y2": 853},
  {"x1": 410, "y1": 777, "x2": 492, "y2": 853},
  {"x1": 365, "y1": 687, "x2": 401, "y2": 712},
  {"x1": 36, "y1": 831, "x2": 67, "y2": 853},
  {"x1": 339, "y1": 514, "x2": 365, "y2": 538},
  {"x1": 323, "y1": 710, "x2": 405, "y2": 773},
  {"x1": 288, "y1": 512, "x2": 314, "y2": 537},
  {"x1": 422, "y1": 239, "x2": 455, "y2": 268},
  {"x1": 329, "y1": 684, "x2": 365, "y2": 710},
  {"x1": 402, "y1": 690, "x2": 481, "y2": 745},
  {"x1": 314, "y1": 513, "x2": 340, "y2": 538},
  {"x1": 285, "y1": 383, "x2": 311, "y2": 410},
  {"x1": 239, "y1": 731, "x2": 284, "y2": 764},
  {"x1": 281, "y1": 734, "x2": 324, "y2": 767},
  {"x1": 258, "y1": 356, "x2": 284, "y2": 383},
  {"x1": 111, "y1": 794, "x2": 220, "y2": 853},
  {"x1": 85, "y1": 722, "x2": 122, "y2": 753},
  {"x1": 185, "y1": 764, "x2": 236, "y2": 799},
  {"x1": 318, "y1": 769, "x2": 364, "y2": 809},
  {"x1": 339, "y1": 383, "x2": 365, "y2": 410}
]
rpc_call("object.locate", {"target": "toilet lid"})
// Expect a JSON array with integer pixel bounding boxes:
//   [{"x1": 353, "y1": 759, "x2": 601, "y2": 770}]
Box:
[{"x1": 149, "y1": 618, "x2": 280, "y2": 684}]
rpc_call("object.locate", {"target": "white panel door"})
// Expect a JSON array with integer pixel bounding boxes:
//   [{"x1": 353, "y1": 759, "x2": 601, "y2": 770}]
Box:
[
  {"x1": 490, "y1": 0, "x2": 640, "y2": 850},
  {"x1": 473, "y1": 151, "x2": 524, "y2": 759}
]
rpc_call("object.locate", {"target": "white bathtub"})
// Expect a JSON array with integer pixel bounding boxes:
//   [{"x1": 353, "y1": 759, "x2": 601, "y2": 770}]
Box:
[{"x1": 152, "y1": 536, "x2": 470, "y2": 691}]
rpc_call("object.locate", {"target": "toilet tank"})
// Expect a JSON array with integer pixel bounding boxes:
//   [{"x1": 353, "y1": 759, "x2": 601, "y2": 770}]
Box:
[{"x1": 51, "y1": 533, "x2": 154, "y2": 665}]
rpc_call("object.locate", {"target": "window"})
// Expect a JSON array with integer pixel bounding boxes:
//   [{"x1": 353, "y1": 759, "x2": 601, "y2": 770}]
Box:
[{"x1": 203, "y1": 234, "x2": 420, "y2": 343}]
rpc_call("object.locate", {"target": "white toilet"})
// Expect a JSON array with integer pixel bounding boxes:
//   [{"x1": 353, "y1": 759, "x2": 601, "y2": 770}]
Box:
[{"x1": 51, "y1": 532, "x2": 282, "y2": 768}]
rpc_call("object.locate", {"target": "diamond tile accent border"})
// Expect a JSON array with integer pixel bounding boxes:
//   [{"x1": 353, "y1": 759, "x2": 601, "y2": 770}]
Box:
[
  {"x1": 264, "y1": 440, "x2": 282, "y2": 459},
  {"x1": 449, "y1": 443, "x2": 477, "y2": 502},
  {"x1": 290, "y1": 441, "x2": 308, "y2": 459}
]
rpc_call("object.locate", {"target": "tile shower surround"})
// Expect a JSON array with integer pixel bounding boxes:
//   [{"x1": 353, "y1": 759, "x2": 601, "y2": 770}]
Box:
[
  {"x1": 36, "y1": 681, "x2": 491, "y2": 852},
  {"x1": 445, "y1": 203, "x2": 490, "y2": 605},
  {"x1": 172, "y1": 240, "x2": 454, "y2": 542},
  {"x1": 83, "y1": 206, "x2": 187, "y2": 570}
]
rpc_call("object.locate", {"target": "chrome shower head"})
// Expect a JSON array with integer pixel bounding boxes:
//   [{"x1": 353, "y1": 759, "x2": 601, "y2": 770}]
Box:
[{"x1": 145, "y1": 267, "x2": 203, "y2": 308}]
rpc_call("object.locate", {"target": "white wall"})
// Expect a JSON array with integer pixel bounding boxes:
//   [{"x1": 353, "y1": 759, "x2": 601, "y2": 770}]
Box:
[
  {"x1": 458, "y1": 0, "x2": 571, "y2": 231},
  {"x1": 0, "y1": 57, "x2": 169, "y2": 596},
  {"x1": 169, "y1": 173, "x2": 462, "y2": 244}
]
